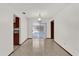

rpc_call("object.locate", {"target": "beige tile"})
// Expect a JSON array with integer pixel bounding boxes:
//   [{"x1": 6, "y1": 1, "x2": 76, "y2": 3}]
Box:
[
  {"x1": 10, "y1": 39, "x2": 70, "y2": 56},
  {"x1": 14, "y1": 45, "x2": 20, "y2": 50}
]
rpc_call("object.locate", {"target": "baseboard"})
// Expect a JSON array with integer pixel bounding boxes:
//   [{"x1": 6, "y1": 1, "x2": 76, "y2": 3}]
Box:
[
  {"x1": 8, "y1": 44, "x2": 21, "y2": 56},
  {"x1": 27, "y1": 38, "x2": 32, "y2": 39},
  {"x1": 54, "y1": 40, "x2": 72, "y2": 56},
  {"x1": 8, "y1": 50, "x2": 16, "y2": 56},
  {"x1": 28, "y1": 38, "x2": 52, "y2": 39},
  {"x1": 8, "y1": 38, "x2": 29, "y2": 56},
  {"x1": 46, "y1": 38, "x2": 51, "y2": 39}
]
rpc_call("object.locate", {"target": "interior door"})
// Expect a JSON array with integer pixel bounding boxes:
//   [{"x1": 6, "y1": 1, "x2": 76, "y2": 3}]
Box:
[
  {"x1": 13, "y1": 17, "x2": 19, "y2": 45},
  {"x1": 51, "y1": 20, "x2": 54, "y2": 39}
]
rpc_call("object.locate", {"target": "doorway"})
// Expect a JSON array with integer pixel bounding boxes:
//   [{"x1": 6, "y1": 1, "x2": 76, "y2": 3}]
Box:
[
  {"x1": 13, "y1": 16, "x2": 20, "y2": 50},
  {"x1": 51, "y1": 20, "x2": 54, "y2": 39}
]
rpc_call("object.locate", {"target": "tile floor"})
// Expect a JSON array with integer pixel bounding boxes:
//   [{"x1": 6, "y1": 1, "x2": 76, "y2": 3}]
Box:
[
  {"x1": 14, "y1": 45, "x2": 20, "y2": 50},
  {"x1": 10, "y1": 39, "x2": 71, "y2": 56}
]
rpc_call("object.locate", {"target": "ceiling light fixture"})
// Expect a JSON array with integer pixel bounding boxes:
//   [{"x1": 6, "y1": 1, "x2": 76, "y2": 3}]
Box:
[{"x1": 38, "y1": 13, "x2": 42, "y2": 22}]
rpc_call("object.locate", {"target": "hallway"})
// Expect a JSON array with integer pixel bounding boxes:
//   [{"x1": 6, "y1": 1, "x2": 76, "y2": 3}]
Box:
[
  {"x1": 10, "y1": 39, "x2": 71, "y2": 56},
  {"x1": 1, "y1": 3, "x2": 79, "y2": 56}
]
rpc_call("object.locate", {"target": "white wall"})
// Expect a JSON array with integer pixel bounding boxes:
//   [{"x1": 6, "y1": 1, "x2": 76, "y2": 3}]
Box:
[
  {"x1": 28, "y1": 18, "x2": 33, "y2": 38},
  {"x1": 0, "y1": 4, "x2": 13, "y2": 56},
  {"x1": 55, "y1": 4, "x2": 79, "y2": 55},
  {"x1": 19, "y1": 14, "x2": 28, "y2": 44},
  {"x1": 0, "y1": 4, "x2": 28, "y2": 55}
]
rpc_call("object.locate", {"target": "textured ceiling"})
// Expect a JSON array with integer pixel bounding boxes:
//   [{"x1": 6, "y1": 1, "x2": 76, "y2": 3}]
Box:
[{"x1": 9, "y1": 3, "x2": 70, "y2": 19}]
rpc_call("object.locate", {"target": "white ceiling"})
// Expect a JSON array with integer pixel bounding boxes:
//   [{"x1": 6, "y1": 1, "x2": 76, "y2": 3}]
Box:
[{"x1": 9, "y1": 3, "x2": 70, "y2": 19}]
